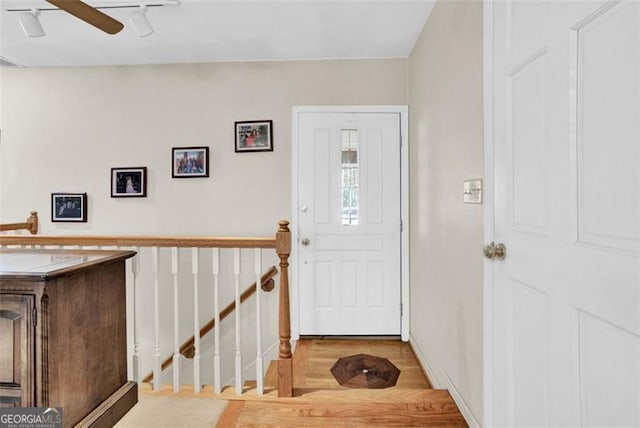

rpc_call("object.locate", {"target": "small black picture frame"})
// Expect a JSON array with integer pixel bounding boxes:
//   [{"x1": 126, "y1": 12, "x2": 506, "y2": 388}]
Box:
[
  {"x1": 172, "y1": 147, "x2": 210, "y2": 178},
  {"x1": 51, "y1": 193, "x2": 87, "y2": 222},
  {"x1": 111, "y1": 167, "x2": 147, "y2": 197},
  {"x1": 234, "y1": 120, "x2": 273, "y2": 153}
]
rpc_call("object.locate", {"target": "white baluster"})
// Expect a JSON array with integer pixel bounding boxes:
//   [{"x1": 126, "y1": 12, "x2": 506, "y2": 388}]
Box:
[
  {"x1": 172, "y1": 247, "x2": 180, "y2": 392},
  {"x1": 192, "y1": 248, "x2": 202, "y2": 393},
  {"x1": 234, "y1": 248, "x2": 242, "y2": 394},
  {"x1": 212, "y1": 248, "x2": 221, "y2": 394},
  {"x1": 152, "y1": 247, "x2": 161, "y2": 391},
  {"x1": 255, "y1": 248, "x2": 264, "y2": 394},
  {"x1": 131, "y1": 248, "x2": 142, "y2": 385}
]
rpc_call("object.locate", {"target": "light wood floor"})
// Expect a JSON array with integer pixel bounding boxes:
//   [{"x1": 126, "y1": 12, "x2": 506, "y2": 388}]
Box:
[
  {"x1": 138, "y1": 339, "x2": 467, "y2": 427},
  {"x1": 219, "y1": 338, "x2": 468, "y2": 427}
]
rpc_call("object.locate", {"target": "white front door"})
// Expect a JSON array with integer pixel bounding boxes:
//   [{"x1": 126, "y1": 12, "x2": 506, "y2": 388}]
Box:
[
  {"x1": 295, "y1": 111, "x2": 402, "y2": 336},
  {"x1": 487, "y1": 1, "x2": 639, "y2": 426}
]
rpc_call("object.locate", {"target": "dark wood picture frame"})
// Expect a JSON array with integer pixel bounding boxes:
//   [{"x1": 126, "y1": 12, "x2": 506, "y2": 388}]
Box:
[
  {"x1": 172, "y1": 146, "x2": 210, "y2": 178},
  {"x1": 111, "y1": 167, "x2": 147, "y2": 197},
  {"x1": 234, "y1": 120, "x2": 273, "y2": 153},
  {"x1": 51, "y1": 193, "x2": 87, "y2": 222}
]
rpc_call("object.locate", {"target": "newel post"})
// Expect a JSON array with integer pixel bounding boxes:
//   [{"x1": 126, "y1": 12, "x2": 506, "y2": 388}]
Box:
[
  {"x1": 28, "y1": 211, "x2": 38, "y2": 235},
  {"x1": 275, "y1": 220, "x2": 293, "y2": 397}
]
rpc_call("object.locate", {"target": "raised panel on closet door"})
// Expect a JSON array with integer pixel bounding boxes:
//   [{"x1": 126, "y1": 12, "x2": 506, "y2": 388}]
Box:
[
  {"x1": 578, "y1": 311, "x2": 640, "y2": 426},
  {"x1": 574, "y1": 0, "x2": 639, "y2": 253},
  {"x1": 508, "y1": 51, "x2": 548, "y2": 236}
]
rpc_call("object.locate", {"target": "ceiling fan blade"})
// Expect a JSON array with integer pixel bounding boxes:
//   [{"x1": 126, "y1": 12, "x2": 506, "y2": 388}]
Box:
[{"x1": 46, "y1": 0, "x2": 124, "y2": 35}]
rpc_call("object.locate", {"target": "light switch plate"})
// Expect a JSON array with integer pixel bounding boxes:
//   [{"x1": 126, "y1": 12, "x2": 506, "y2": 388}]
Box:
[{"x1": 463, "y1": 179, "x2": 483, "y2": 204}]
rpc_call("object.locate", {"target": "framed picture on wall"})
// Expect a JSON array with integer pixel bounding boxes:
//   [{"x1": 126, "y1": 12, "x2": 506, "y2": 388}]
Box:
[
  {"x1": 51, "y1": 193, "x2": 87, "y2": 222},
  {"x1": 111, "y1": 167, "x2": 147, "y2": 197},
  {"x1": 234, "y1": 120, "x2": 273, "y2": 153},
  {"x1": 172, "y1": 146, "x2": 209, "y2": 178}
]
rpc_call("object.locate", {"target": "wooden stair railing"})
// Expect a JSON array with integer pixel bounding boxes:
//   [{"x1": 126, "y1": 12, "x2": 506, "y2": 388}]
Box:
[
  {"x1": 0, "y1": 211, "x2": 38, "y2": 234},
  {"x1": 142, "y1": 265, "x2": 278, "y2": 383},
  {"x1": 0, "y1": 220, "x2": 293, "y2": 397}
]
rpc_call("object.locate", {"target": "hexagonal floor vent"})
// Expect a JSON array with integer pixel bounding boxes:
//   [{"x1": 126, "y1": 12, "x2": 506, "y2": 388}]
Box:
[{"x1": 330, "y1": 353, "x2": 400, "y2": 389}]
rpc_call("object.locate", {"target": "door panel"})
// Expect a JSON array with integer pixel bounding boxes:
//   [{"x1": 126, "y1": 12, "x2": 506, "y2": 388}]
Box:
[
  {"x1": 298, "y1": 112, "x2": 401, "y2": 335},
  {"x1": 0, "y1": 294, "x2": 35, "y2": 407},
  {"x1": 508, "y1": 50, "x2": 548, "y2": 235},
  {"x1": 510, "y1": 279, "x2": 549, "y2": 427},
  {"x1": 576, "y1": 0, "x2": 639, "y2": 251},
  {"x1": 490, "y1": 1, "x2": 640, "y2": 426},
  {"x1": 579, "y1": 311, "x2": 639, "y2": 426}
]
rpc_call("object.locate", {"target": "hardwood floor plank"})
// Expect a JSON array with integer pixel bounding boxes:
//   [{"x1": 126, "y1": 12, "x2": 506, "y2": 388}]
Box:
[{"x1": 216, "y1": 400, "x2": 244, "y2": 428}]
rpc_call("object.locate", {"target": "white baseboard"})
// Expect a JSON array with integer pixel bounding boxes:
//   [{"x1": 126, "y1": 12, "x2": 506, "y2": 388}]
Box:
[
  {"x1": 409, "y1": 334, "x2": 481, "y2": 428},
  {"x1": 444, "y1": 372, "x2": 481, "y2": 428},
  {"x1": 408, "y1": 333, "x2": 441, "y2": 388}
]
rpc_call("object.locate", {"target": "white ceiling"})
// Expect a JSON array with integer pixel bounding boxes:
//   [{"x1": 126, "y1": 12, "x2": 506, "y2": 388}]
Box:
[{"x1": 0, "y1": 0, "x2": 435, "y2": 68}]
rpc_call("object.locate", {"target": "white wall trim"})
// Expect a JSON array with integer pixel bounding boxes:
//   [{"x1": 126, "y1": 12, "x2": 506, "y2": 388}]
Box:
[
  {"x1": 483, "y1": 0, "x2": 496, "y2": 426},
  {"x1": 291, "y1": 105, "x2": 410, "y2": 341},
  {"x1": 399, "y1": 105, "x2": 410, "y2": 341},
  {"x1": 409, "y1": 333, "x2": 440, "y2": 388},
  {"x1": 409, "y1": 334, "x2": 481, "y2": 428},
  {"x1": 444, "y1": 372, "x2": 482, "y2": 428}
]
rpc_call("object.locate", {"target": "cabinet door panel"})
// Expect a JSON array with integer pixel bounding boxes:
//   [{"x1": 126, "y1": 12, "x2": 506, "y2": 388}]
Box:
[{"x1": 0, "y1": 294, "x2": 34, "y2": 406}]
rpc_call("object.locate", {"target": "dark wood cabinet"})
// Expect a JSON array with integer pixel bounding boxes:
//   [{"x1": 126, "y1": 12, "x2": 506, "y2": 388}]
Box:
[{"x1": 0, "y1": 249, "x2": 137, "y2": 427}]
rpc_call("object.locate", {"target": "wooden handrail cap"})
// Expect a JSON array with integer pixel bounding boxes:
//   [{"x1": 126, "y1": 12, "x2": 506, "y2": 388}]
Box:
[{"x1": 278, "y1": 220, "x2": 290, "y2": 232}]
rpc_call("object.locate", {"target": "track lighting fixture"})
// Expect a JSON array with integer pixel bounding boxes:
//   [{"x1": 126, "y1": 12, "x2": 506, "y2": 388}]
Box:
[
  {"x1": 8, "y1": 1, "x2": 179, "y2": 37},
  {"x1": 130, "y1": 6, "x2": 153, "y2": 37},
  {"x1": 19, "y1": 9, "x2": 45, "y2": 38}
]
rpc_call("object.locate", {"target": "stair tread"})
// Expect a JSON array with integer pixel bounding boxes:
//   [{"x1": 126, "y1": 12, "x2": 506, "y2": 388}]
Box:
[{"x1": 234, "y1": 399, "x2": 467, "y2": 427}]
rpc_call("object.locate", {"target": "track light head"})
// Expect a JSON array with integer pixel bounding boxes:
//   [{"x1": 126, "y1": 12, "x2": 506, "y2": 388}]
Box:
[
  {"x1": 19, "y1": 9, "x2": 45, "y2": 38},
  {"x1": 130, "y1": 6, "x2": 153, "y2": 37}
]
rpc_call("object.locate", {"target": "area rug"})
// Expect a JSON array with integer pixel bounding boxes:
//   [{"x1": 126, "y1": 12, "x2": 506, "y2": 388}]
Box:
[
  {"x1": 115, "y1": 394, "x2": 228, "y2": 428},
  {"x1": 330, "y1": 353, "x2": 400, "y2": 389}
]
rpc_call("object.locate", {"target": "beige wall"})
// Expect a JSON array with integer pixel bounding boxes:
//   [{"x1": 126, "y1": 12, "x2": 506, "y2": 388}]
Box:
[
  {"x1": 0, "y1": 59, "x2": 406, "y2": 234},
  {"x1": 0, "y1": 58, "x2": 407, "y2": 384},
  {"x1": 408, "y1": 1, "x2": 484, "y2": 425}
]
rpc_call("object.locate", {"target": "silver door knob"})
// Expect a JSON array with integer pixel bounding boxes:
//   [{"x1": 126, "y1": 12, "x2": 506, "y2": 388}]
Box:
[
  {"x1": 301, "y1": 238, "x2": 310, "y2": 246},
  {"x1": 484, "y1": 241, "x2": 506, "y2": 260}
]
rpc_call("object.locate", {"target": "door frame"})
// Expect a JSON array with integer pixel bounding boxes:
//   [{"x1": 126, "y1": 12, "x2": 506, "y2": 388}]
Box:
[
  {"x1": 291, "y1": 105, "x2": 410, "y2": 341},
  {"x1": 483, "y1": 2, "x2": 496, "y2": 425}
]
